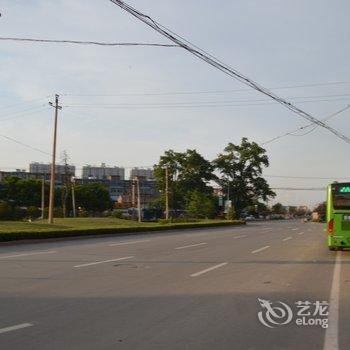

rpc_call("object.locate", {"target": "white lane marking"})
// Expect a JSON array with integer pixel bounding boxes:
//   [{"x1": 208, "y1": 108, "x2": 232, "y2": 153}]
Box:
[
  {"x1": 282, "y1": 237, "x2": 292, "y2": 241},
  {"x1": 0, "y1": 323, "x2": 33, "y2": 334},
  {"x1": 287, "y1": 227, "x2": 293, "y2": 229},
  {"x1": 291, "y1": 228, "x2": 298, "y2": 231},
  {"x1": 262, "y1": 227, "x2": 272, "y2": 230},
  {"x1": 73, "y1": 256, "x2": 133, "y2": 268},
  {"x1": 323, "y1": 252, "x2": 341, "y2": 350},
  {"x1": 190, "y1": 262, "x2": 228, "y2": 277},
  {"x1": 175, "y1": 242, "x2": 207, "y2": 250},
  {"x1": 298, "y1": 232, "x2": 304, "y2": 235},
  {"x1": 251, "y1": 246, "x2": 270, "y2": 254},
  {"x1": 233, "y1": 235, "x2": 247, "y2": 239},
  {"x1": 0, "y1": 251, "x2": 57, "y2": 259},
  {"x1": 109, "y1": 240, "x2": 150, "y2": 247}
]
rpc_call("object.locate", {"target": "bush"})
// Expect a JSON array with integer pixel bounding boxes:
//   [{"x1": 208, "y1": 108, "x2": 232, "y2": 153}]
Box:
[
  {"x1": 0, "y1": 202, "x2": 11, "y2": 220},
  {"x1": 13, "y1": 207, "x2": 27, "y2": 220},
  {"x1": 226, "y1": 207, "x2": 236, "y2": 220},
  {"x1": 27, "y1": 206, "x2": 41, "y2": 219}
]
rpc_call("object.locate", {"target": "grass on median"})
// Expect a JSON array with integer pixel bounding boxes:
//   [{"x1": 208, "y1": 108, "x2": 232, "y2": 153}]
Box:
[{"x1": 0, "y1": 217, "x2": 245, "y2": 242}]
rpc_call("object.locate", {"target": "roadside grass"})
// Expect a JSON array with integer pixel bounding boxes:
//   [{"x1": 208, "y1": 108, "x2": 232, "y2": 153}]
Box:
[{"x1": 0, "y1": 218, "x2": 244, "y2": 242}]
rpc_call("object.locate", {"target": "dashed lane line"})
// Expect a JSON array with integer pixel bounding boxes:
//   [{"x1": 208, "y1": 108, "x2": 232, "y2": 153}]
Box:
[
  {"x1": 0, "y1": 251, "x2": 57, "y2": 259},
  {"x1": 109, "y1": 240, "x2": 150, "y2": 247},
  {"x1": 175, "y1": 243, "x2": 207, "y2": 250},
  {"x1": 0, "y1": 323, "x2": 33, "y2": 334},
  {"x1": 190, "y1": 262, "x2": 228, "y2": 277},
  {"x1": 251, "y1": 246, "x2": 270, "y2": 254},
  {"x1": 73, "y1": 256, "x2": 134, "y2": 268}
]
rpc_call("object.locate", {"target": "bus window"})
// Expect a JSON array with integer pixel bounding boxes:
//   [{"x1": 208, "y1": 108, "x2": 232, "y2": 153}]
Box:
[{"x1": 332, "y1": 185, "x2": 350, "y2": 209}]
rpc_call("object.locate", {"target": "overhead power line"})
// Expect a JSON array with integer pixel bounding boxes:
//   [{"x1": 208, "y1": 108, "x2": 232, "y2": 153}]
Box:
[
  {"x1": 109, "y1": 0, "x2": 350, "y2": 144},
  {"x1": 62, "y1": 81, "x2": 350, "y2": 97},
  {"x1": 271, "y1": 187, "x2": 325, "y2": 191},
  {"x1": 0, "y1": 37, "x2": 178, "y2": 47},
  {"x1": 262, "y1": 105, "x2": 350, "y2": 145},
  {"x1": 0, "y1": 134, "x2": 51, "y2": 156},
  {"x1": 265, "y1": 175, "x2": 349, "y2": 180}
]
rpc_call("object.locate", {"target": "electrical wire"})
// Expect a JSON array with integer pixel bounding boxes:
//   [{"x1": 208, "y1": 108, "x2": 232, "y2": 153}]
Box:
[
  {"x1": 0, "y1": 134, "x2": 51, "y2": 156},
  {"x1": 109, "y1": 0, "x2": 350, "y2": 144},
  {"x1": 62, "y1": 81, "x2": 350, "y2": 97},
  {"x1": 0, "y1": 37, "x2": 178, "y2": 47},
  {"x1": 262, "y1": 105, "x2": 350, "y2": 145},
  {"x1": 0, "y1": 106, "x2": 49, "y2": 122}
]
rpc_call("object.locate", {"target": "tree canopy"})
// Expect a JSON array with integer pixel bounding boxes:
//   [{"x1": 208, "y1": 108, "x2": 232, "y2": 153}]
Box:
[{"x1": 213, "y1": 138, "x2": 275, "y2": 216}]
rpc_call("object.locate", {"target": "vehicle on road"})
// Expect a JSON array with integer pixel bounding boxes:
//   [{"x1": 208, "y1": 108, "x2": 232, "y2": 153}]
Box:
[{"x1": 326, "y1": 182, "x2": 350, "y2": 250}]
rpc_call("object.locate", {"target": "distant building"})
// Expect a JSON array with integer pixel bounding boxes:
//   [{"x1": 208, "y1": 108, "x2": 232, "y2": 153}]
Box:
[
  {"x1": 130, "y1": 168, "x2": 154, "y2": 180},
  {"x1": 29, "y1": 162, "x2": 75, "y2": 176},
  {"x1": 0, "y1": 170, "x2": 37, "y2": 182},
  {"x1": 75, "y1": 177, "x2": 159, "y2": 206},
  {"x1": 82, "y1": 163, "x2": 125, "y2": 180}
]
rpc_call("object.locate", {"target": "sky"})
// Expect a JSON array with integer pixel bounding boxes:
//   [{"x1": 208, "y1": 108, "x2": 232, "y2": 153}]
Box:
[{"x1": 1, "y1": 0, "x2": 350, "y2": 208}]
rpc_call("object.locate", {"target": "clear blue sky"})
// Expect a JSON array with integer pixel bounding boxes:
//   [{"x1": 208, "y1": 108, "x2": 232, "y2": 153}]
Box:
[{"x1": 1, "y1": 0, "x2": 350, "y2": 208}]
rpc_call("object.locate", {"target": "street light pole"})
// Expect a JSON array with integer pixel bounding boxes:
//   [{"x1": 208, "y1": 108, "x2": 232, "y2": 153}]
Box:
[{"x1": 48, "y1": 94, "x2": 62, "y2": 224}]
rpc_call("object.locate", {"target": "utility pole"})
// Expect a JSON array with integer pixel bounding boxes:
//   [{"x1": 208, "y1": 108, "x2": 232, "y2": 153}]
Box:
[
  {"x1": 135, "y1": 177, "x2": 141, "y2": 222},
  {"x1": 165, "y1": 166, "x2": 169, "y2": 220},
  {"x1": 71, "y1": 177, "x2": 76, "y2": 218},
  {"x1": 48, "y1": 94, "x2": 62, "y2": 224},
  {"x1": 132, "y1": 181, "x2": 135, "y2": 207},
  {"x1": 41, "y1": 176, "x2": 45, "y2": 219}
]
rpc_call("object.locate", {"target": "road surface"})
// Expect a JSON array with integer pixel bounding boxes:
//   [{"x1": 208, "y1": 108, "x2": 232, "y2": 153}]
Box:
[{"x1": 0, "y1": 220, "x2": 348, "y2": 350}]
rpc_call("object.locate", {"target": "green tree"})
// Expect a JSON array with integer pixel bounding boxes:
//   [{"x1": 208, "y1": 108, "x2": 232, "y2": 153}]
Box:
[
  {"x1": 272, "y1": 202, "x2": 286, "y2": 215},
  {"x1": 186, "y1": 191, "x2": 216, "y2": 219},
  {"x1": 0, "y1": 177, "x2": 47, "y2": 207},
  {"x1": 314, "y1": 202, "x2": 326, "y2": 218},
  {"x1": 74, "y1": 183, "x2": 112, "y2": 212},
  {"x1": 214, "y1": 138, "x2": 275, "y2": 216},
  {"x1": 154, "y1": 149, "x2": 215, "y2": 210}
]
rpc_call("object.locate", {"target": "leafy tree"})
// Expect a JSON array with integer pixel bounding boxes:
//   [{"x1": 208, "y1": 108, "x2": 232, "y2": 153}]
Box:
[
  {"x1": 314, "y1": 202, "x2": 326, "y2": 218},
  {"x1": 0, "y1": 177, "x2": 47, "y2": 207},
  {"x1": 214, "y1": 138, "x2": 275, "y2": 216},
  {"x1": 186, "y1": 191, "x2": 217, "y2": 219},
  {"x1": 74, "y1": 183, "x2": 112, "y2": 212},
  {"x1": 0, "y1": 201, "x2": 11, "y2": 220},
  {"x1": 288, "y1": 206, "x2": 297, "y2": 216},
  {"x1": 272, "y1": 202, "x2": 286, "y2": 215},
  {"x1": 154, "y1": 149, "x2": 215, "y2": 210}
]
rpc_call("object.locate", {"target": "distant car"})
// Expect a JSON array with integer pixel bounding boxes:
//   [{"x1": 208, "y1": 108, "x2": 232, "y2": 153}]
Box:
[{"x1": 245, "y1": 215, "x2": 255, "y2": 221}]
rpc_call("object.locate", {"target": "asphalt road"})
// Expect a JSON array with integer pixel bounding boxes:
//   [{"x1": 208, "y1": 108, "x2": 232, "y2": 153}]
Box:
[{"x1": 0, "y1": 220, "x2": 348, "y2": 350}]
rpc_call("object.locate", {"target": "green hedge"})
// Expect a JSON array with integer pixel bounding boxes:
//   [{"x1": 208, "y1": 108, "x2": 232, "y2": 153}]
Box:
[{"x1": 0, "y1": 220, "x2": 245, "y2": 242}]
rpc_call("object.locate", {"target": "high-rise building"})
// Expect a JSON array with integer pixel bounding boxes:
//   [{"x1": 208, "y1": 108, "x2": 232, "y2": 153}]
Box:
[
  {"x1": 29, "y1": 162, "x2": 75, "y2": 176},
  {"x1": 82, "y1": 163, "x2": 125, "y2": 180},
  {"x1": 130, "y1": 168, "x2": 154, "y2": 180}
]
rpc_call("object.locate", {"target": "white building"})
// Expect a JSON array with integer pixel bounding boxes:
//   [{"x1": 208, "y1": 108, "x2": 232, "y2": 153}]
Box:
[
  {"x1": 130, "y1": 168, "x2": 154, "y2": 180},
  {"x1": 29, "y1": 162, "x2": 75, "y2": 175},
  {"x1": 82, "y1": 163, "x2": 125, "y2": 180}
]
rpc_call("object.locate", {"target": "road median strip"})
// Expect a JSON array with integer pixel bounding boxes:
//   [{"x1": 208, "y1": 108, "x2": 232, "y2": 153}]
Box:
[{"x1": 0, "y1": 220, "x2": 245, "y2": 243}]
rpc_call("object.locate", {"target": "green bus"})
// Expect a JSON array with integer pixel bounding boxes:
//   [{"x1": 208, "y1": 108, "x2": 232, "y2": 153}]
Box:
[{"x1": 327, "y1": 182, "x2": 350, "y2": 250}]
